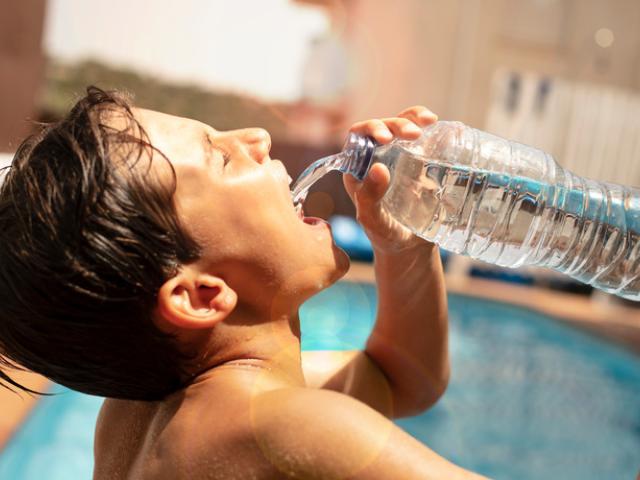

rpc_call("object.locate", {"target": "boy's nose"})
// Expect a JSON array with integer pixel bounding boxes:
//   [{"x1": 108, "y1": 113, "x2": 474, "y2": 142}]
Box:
[{"x1": 239, "y1": 128, "x2": 271, "y2": 163}]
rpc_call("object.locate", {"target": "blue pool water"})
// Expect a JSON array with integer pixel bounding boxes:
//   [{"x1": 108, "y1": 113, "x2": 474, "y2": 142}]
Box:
[{"x1": 1, "y1": 282, "x2": 639, "y2": 479}]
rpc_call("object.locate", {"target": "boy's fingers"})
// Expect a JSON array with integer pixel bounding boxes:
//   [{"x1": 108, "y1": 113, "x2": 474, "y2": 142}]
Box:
[
  {"x1": 349, "y1": 120, "x2": 393, "y2": 144},
  {"x1": 381, "y1": 117, "x2": 422, "y2": 139},
  {"x1": 348, "y1": 108, "x2": 437, "y2": 146},
  {"x1": 397, "y1": 106, "x2": 438, "y2": 126}
]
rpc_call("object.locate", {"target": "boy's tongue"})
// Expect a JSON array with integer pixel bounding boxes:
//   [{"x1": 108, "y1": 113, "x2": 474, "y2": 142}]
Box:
[{"x1": 302, "y1": 216, "x2": 329, "y2": 228}]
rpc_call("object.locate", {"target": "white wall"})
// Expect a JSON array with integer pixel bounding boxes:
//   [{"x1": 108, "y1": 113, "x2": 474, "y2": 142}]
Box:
[
  {"x1": 0, "y1": 154, "x2": 12, "y2": 169},
  {"x1": 486, "y1": 71, "x2": 640, "y2": 186}
]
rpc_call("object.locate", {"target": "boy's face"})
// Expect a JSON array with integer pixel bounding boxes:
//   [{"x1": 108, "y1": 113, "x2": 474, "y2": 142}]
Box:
[{"x1": 133, "y1": 108, "x2": 349, "y2": 303}]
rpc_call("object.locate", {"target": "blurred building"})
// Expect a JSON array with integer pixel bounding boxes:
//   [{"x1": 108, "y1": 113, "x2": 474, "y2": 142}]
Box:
[
  {"x1": 296, "y1": 0, "x2": 640, "y2": 185},
  {"x1": 0, "y1": 1, "x2": 46, "y2": 153},
  {"x1": 293, "y1": 0, "x2": 640, "y2": 296}
]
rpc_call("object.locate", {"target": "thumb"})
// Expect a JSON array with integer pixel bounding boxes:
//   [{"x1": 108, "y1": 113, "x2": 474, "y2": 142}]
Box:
[
  {"x1": 342, "y1": 172, "x2": 363, "y2": 203},
  {"x1": 356, "y1": 163, "x2": 390, "y2": 208}
]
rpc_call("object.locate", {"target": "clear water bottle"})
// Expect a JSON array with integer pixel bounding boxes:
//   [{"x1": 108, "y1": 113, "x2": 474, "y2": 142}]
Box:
[{"x1": 290, "y1": 121, "x2": 640, "y2": 301}]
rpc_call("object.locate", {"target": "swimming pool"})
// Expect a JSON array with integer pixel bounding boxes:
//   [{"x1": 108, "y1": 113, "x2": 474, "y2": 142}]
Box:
[{"x1": 1, "y1": 282, "x2": 639, "y2": 479}]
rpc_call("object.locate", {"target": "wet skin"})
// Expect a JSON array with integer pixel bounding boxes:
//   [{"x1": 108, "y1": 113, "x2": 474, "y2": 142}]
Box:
[{"x1": 93, "y1": 107, "x2": 485, "y2": 479}]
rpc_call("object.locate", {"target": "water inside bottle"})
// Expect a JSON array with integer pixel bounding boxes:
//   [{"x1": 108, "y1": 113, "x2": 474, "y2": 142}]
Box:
[{"x1": 381, "y1": 144, "x2": 639, "y2": 297}]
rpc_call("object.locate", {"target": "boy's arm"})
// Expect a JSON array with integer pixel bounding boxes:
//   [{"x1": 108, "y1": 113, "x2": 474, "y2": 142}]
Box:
[
  {"x1": 302, "y1": 245, "x2": 447, "y2": 419},
  {"x1": 303, "y1": 107, "x2": 448, "y2": 417},
  {"x1": 367, "y1": 240, "x2": 448, "y2": 416}
]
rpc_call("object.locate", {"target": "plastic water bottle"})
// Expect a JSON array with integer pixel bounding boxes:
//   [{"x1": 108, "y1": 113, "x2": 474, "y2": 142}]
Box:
[{"x1": 290, "y1": 121, "x2": 640, "y2": 301}]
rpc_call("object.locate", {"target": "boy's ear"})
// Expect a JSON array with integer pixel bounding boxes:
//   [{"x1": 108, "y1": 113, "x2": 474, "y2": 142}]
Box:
[{"x1": 156, "y1": 270, "x2": 237, "y2": 330}]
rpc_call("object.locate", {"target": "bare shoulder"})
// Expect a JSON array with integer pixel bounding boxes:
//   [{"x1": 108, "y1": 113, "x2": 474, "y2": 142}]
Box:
[
  {"x1": 251, "y1": 388, "x2": 484, "y2": 480},
  {"x1": 93, "y1": 398, "x2": 160, "y2": 480},
  {"x1": 94, "y1": 386, "x2": 484, "y2": 480}
]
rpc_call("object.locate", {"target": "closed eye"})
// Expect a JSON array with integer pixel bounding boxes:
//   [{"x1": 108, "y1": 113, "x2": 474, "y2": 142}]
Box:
[
  {"x1": 216, "y1": 147, "x2": 231, "y2": 166},
  {"x1": 204, "y1": 133, "x2": 230, "y2": 167}
]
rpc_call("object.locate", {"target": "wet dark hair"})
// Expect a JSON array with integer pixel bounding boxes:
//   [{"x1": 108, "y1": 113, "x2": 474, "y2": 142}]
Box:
[{"x1": 0, "y1": 86, "x2": 201, "y2": 400}]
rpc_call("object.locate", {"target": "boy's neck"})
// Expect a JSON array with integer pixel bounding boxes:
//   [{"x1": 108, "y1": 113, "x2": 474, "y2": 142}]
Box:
[{"x1": 188, "y1": 306, "x2": 306, "y2": 390}]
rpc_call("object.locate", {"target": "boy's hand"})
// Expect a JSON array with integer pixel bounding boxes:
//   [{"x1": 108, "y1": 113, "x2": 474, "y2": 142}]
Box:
[{"x1": 343, "y1": 106, "x2": 438, "y2": 255}]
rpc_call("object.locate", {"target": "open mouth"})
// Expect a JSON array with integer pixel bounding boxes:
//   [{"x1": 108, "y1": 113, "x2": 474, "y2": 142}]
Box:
[
  {"x1": 291, "y1": 192, "x2": 326, "y2": 227},
  {"x1": 287, "y1": 169, "x2": 328, "y2": 228},
  {"x1": 302, "y1": 216, "x2": 326, "y2": 226},
  {"x1": 294, "y1": 200, "x2": 327, "y2": 228}
]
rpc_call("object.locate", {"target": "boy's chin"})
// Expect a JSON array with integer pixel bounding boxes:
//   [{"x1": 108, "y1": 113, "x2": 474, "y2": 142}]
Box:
[
  {"x1": 310, "y1": 251, "x2": 350, "y2": 296},
  {"x1": 296, "y1": 256, "x2": 350, "y2": 302},
  {"x1": 332, "y1": 246, "x2": 351, "y2": 280}
]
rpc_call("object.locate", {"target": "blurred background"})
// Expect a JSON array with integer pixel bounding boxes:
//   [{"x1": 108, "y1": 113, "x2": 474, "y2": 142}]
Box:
[
  {"x1": 1, "y1": 1, "x2": 639, "y2": 479},
  {"x1": 5, "y1": 0, "x2": 640, "y2": 299}
]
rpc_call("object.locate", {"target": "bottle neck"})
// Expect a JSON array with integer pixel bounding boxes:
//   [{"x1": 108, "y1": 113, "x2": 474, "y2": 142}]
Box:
[
  {"x1": 288, "y1": 133, "x2": 377, "y2": 210},
  {"x1": 337, "y1": 133, "x2": 377, "y2": 181}
]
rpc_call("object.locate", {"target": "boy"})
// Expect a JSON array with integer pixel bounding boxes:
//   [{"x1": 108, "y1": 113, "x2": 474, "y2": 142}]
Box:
[{"x1": 0, "y1": 87, "x2": 483, "y2": 479}]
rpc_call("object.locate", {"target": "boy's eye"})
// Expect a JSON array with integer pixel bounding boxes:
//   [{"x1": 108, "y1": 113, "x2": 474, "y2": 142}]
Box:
[{"x1": 205, "y1": 134, "x2": 230, "y2": 167}]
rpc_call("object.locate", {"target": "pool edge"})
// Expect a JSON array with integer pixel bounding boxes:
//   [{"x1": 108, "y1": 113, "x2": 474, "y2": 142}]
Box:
[{"x1": 344, "y1": 261, "x2": 640, "y2": 355}]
